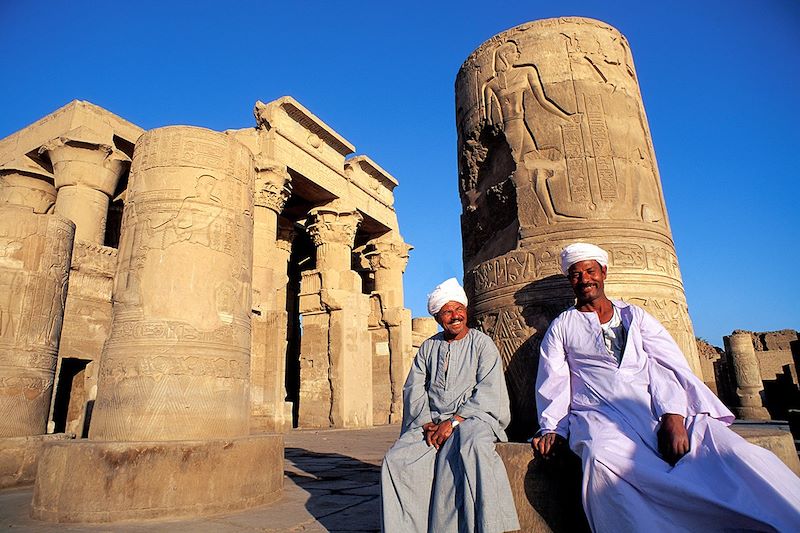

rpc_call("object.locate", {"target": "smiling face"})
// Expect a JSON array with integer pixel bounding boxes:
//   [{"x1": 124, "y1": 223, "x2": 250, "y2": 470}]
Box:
[
  {"x1": 567, "y1": 260, "x2": 608, "y2": 305},
  {"x1": 435, "y1": 301, "x2": 469, "y2": 341}
]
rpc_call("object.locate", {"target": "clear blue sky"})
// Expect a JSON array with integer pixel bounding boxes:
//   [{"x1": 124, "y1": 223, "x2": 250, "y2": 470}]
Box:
[{"x1": 1, "y1": 1, "x2": 798, "y2": 346}]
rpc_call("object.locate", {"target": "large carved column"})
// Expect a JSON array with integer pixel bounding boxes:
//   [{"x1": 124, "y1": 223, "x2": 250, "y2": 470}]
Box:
[
  {"x1": 364, "y1": 235, "x2": 413, "y2": 423},
  {"x1": 456, "y1": 18, "x2": 702, "y2": 440},
  {"x1": 299, "y1": 200, "x2": 372, "y2": 428},
  {"x1": 250, "y1": 156, "x2": 293, "y2": 432},
  {"x1": 40, "y1": 127, "x2": 130, "y2": 244},
  {"x1": 32, "y1": 127, "x2": 282, "y2": 523},
  {"x1": 0, "y1": 205, "x2": 74, "y2": 437},
  {"x1": 725, "y1": 331, "x2": 770, "y2": 420}
]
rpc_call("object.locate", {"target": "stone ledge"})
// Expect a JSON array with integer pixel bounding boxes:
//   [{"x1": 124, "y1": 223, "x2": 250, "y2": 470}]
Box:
[
  {"x1": 0, "y1": 433, "x2": 74, "y2": 489},
  {"x1": 31, "y1": 434, "x2": 283, "y2": 523},
  {"x1": 496, "y1": 425, "x2": 800, "y2": 533}
]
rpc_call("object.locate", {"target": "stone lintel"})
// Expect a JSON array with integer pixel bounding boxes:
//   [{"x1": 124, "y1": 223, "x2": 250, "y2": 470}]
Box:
[
  {"x1": 31, "y1": 434, "x2": 283, "y2": 523},
  {"x1": 0, "y1": 100, "x2": 142, "y2": 168},
  {"x1": 344, "y1": 155, "x2": 398, "y2": 208},
  {"x1": 255, "y1": 96, "x2": 355, "y2": 157}
]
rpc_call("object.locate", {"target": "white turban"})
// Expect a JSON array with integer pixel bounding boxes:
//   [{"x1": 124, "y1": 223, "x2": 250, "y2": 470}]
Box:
[
  {"x1": 560, "y1": 243, "x2": 609, "y2": 275},
  {"x1": 427, "y1": 278, "x2": 468, "y2": 316}
]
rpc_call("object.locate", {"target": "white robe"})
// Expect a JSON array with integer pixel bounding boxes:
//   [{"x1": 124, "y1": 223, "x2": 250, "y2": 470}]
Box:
[
  {"x1": 538, "y1": 301, "x2": 800, "y2": 532},
  {"x1": 381, "y1": 328, "x2": 519, "y2": 532}
]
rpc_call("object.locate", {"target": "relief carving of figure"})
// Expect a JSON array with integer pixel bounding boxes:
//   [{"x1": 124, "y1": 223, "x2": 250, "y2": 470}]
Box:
[
  {"x1": 481, "y1": 41, "x2": 580, "y2": 228},
  {"x1": 146, "y1": 174, "x2": 223, "y2": 249}
]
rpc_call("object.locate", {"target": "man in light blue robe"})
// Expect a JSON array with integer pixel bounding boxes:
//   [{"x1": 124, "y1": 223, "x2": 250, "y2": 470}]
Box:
[{"x1": 381, "y1": 278, "x2": 519, "y2": 533}]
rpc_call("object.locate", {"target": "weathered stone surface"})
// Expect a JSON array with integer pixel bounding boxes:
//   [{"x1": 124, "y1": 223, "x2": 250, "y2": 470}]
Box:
[
  {"x1": 299, "y1": 200, "x2": 373, "y2": 428},
  {"x1": 496, "y1": 443, "x2": 588, "y2": 533},
  {"x1": 0, "y1": 167, "x2": 56, "y2": 214},
  {"x1": 724, "y1": 331, "x2": 771, "y2": 420},
  {"x1": 732, "y1": 424, "x2": 800, "y2": 476},
  {"x1": 250, "y1": 158, "x2": 293, "y2": 433},
  {"x1": 0, "y1": 208, "x2": 74, "y2": 437},
  {"x1": 456, "y1": 17, "x2": 701, "y2": 439},
  {"x1": 30, "y1": 434, "x2": 283, "y2": 522},
  {"x1": 0, "y1": 433, "x2": 73, "y2": 489},
  {"x1": 90, "y1": 126, "x2": 255, "y2": 441}
]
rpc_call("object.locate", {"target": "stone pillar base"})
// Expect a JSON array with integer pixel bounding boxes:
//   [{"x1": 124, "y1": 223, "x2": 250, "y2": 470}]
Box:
[
  {"x1": 734, "y1": 406, "x2": 771, "y2": 421},
  {"x1": 0, "y1": 434, "x2": 75, "y2": 489},
  {"x1": 31, "y1": 434, "x2": 283, "y2": 523}
]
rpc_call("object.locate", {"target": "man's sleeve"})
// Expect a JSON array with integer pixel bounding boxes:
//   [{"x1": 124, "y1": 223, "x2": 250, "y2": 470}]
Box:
[
  {"x1": 400, "y1": 344, "x2": 433, "y2": 433},
  {"x1": 638, "y1": 308, "x2": 734, "y2": 424},
  {"x1": 536, "y1": 320, "x2": 570, "y2": 438},
  {"x1": 453, "y1": 337, "x2": 511, "y2": 433}
]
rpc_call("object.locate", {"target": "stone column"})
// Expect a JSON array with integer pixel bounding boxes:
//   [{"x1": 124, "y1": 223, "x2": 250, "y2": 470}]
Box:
[
  {"x1": 250, "y1": 156, "x2": 293, "y2": 432},
  {"x1": 456, "y1": 17, "x2": 702, "y2": 439},
  {"x1": 40, "y1": 127, "x2": 130, "y2": 245},
  {"x1": 299, "y1": 200, "x2": 373, "y2": 428},
  {"x1": 32, "y1": 127, "x2": 282, "y2": 523},
  {"x1": 364, "y1": 235, "x2": 413, "y2": 423},
  {"x1": 725, "y1": 331, "x2": 770, "y2": 420},
  {"x1": 0, "y1": 206, "x2": 74, "y2": 437},
  {"x1": 412, "y1": 317, "x2": 439, "y2": 350},
  {"x1": 0, "y1": 162, "x2": 57, "y2": 214}
]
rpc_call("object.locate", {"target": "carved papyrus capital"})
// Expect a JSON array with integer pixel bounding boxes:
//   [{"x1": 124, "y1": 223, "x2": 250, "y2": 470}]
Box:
[
  {"x1": 363, "y1": 237, "x2": 412, "y2": 273},
  {"x1": 306, "y1": 200, "x2": 362, "y2": 248},
  {"x1": 254, "y1": 155, "x2": 292, "y2": 212},
  {"x1": 39, "y1": 126, "x2": 130, "y2": 196}
]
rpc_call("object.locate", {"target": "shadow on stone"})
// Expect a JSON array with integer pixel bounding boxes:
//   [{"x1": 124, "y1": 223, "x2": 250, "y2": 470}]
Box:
[{"x1": 285, "y1": 447, "x2": 381, "y2": 532}]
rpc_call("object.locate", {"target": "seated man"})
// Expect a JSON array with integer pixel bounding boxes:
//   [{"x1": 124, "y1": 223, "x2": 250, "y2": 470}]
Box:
[
  {"x1": 381, "y1": 278, "x2": 519, "y2": 533},
  {"x1": 534, "y1": 242, "x2": 800, "y2": 532}
]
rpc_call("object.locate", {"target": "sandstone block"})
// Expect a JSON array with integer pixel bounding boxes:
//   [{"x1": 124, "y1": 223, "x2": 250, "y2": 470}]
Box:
[
  {"x1": 0, "y1": 433, "x2": 73, "y2": 489},
  {"x1": 31, "y1": 434, "x2": 283, "y2": 522}
]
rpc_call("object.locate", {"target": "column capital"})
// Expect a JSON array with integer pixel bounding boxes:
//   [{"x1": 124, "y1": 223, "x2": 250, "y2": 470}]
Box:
[
  {"x1": 363, "y1": 236, "x2": 412, "y2": 273},
  {"x1": 306, "y1": 200, "x2": 362, "y2": 248},
  {"x1": 0, "y1": 158, "x2": 57, "y2": 213},
  {"x1": 275, "y1": 217, "x2": 295, "y2": 253},
  {"x1": 254, "y1": 155, "x2": 292, "y2": 213},
  {"x1": 39, "y1": 126, "x2": 130, "y2": 196}
]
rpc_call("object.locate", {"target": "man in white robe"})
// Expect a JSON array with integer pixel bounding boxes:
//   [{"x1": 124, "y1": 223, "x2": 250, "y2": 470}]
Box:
[
  {"x1": 534, "y1": 242, "x2": 800, "y2": 532},
  {"x1": 381, "y1": 278, "x2": 519, "y2": 533}
]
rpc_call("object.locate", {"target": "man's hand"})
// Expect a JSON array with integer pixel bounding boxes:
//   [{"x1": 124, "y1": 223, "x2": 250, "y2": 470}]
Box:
[
  {"x1": 424, "y1": 416, "x2": 465, "y2": 449},
  {"x1": 422, "y1": 422, "x2": 438, "y2": 447},
  {"x1": 658, "y1": 413, "x2": 689, "y2": 466},
  {"x1": 531, "y1": 432, "x2": 565, "y2": 459}
]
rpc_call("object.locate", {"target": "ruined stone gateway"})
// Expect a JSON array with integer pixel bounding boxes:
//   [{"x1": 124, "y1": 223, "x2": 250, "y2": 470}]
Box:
[
  {"x1": 456, "y1": 17, "x2": 703, "y2": 440},
  {"x1": 0, "y1": 97, "x2": 418, "y2": 521}
]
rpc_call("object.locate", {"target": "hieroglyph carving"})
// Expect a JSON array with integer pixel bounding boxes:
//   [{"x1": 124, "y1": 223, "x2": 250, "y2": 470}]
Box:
[
  {"x1": 0, "y1": 208, "x2": 74, "y2": 437},
  {"x1": 91, "y1": 126, "x2": 255, "y2": 442},
  {"x1": 457, "y1": 17, "x2": 670, "y2": 269}
]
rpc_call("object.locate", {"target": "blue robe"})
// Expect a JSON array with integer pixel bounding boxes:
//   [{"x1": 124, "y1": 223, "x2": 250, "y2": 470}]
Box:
[{"x1": 381, "y1": 328, "x2": 519, "y2": 532}]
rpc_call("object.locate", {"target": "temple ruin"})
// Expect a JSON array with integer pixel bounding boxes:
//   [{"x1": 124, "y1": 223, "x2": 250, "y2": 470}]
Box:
[
  {"x1": 0, "y1": 97, "x2": 417, "y2": 520},
  {"x1": 455, "y1": 17, "x2": 703, "y2": 439}
]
